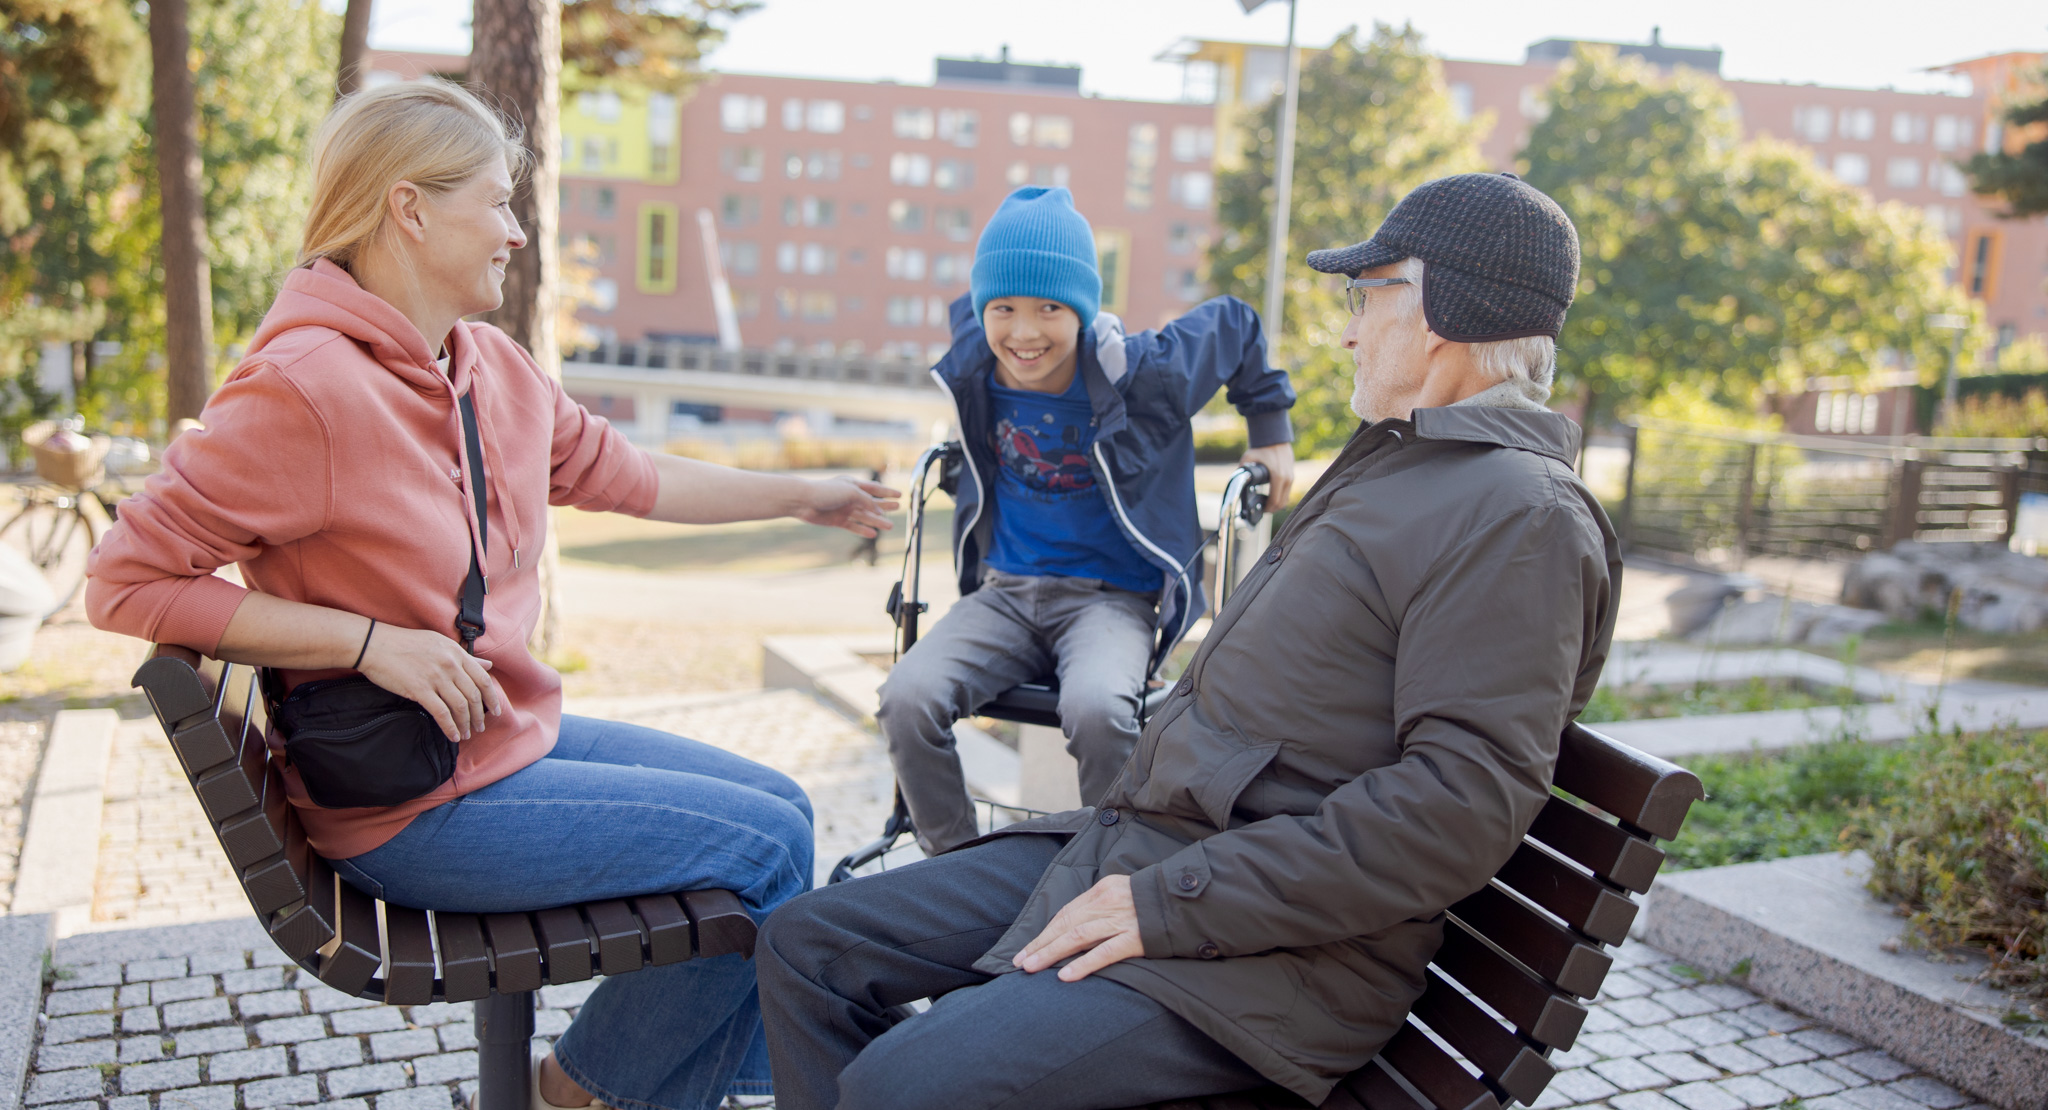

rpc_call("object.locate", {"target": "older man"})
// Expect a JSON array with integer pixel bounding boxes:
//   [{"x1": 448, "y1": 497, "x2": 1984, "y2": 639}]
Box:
[{"x1": 756, "y1": 172, "x2": 1621, "y2": 1110}]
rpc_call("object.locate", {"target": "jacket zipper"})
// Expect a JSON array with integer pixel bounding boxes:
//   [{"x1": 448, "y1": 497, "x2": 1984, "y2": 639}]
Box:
[
  {"x1": 930, "y1": 368, "x2": 986, "y2": 573},
  {"x1": 1092, "y1": 442, "x2": 1196, "y2": 645}
]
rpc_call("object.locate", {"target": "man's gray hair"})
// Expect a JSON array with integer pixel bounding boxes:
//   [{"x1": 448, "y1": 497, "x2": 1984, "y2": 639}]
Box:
[{"x1": 1393, "y1": 258, "x2": 1556, "y2": 388}]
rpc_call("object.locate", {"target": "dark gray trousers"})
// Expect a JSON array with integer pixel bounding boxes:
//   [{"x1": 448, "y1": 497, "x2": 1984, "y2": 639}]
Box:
[{"x1": 756, "y1": 834, "x2": 1267, "y2": 1110}]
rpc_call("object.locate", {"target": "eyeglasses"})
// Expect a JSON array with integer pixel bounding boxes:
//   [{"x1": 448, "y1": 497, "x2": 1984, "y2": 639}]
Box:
[{"x1": 1346, "y1": 276, "x2": 1413, "y2": 316}]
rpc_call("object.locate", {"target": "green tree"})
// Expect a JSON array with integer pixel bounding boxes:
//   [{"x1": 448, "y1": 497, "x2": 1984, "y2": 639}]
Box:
[
  {"x1": 1963, "y1": 67, "x2": 2048, "y2": 217},
  {"x1": 562, "y1": 0, "x2": 754, "y2": 90},
  {"x1": 1210, "y1": 24, "x2": 1486, "y2": 453},
  {"x1": 1522, "y1": 47, "x2": 1966, "y2": 425}
]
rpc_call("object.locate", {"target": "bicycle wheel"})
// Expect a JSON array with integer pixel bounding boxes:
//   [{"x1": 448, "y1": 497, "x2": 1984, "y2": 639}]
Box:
[{"x1": 0, "y1": 494, "x2": 96, "y2": 617}]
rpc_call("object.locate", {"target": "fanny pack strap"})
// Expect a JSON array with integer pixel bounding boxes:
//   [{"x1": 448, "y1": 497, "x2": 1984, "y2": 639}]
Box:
[{"x1": 456, "y1": 391, "x2": 488, "y2": 654}]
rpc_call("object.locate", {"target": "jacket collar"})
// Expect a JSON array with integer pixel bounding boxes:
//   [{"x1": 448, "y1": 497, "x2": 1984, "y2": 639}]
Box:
[
  {"x1": 1409, "y1": 405, "x2": 1581, "y2": 466},
  {"x1": 932, "y1": 303, "x2": 1129, "y2": 437}
]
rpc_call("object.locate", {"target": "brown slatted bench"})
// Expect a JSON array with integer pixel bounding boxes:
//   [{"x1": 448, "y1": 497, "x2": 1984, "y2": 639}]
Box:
[
  {"x1": 1132, "y1": 720, "x2": 1706, "y2": 1110},
  {"x1": 132, "y1": 645, "x2": 760, "y2": 1110}
]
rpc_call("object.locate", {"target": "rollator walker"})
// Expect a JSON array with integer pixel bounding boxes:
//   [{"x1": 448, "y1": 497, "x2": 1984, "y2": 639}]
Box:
[{"x1": 829, "y1": 441, "x2": 1272, "y2": 883}]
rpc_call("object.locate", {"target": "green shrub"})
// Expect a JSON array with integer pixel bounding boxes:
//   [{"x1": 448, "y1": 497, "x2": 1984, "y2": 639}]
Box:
[
  {"x1": 1662, "y1": 738, "x2": 1912, "y2": 871},
  {"x1": 1849, "y1": 724, "x2": 2048, "y2": 1007}
]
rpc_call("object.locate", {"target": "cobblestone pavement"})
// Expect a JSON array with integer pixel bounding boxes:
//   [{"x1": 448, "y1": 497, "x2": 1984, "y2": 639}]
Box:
[
  {"x1": 0, "y1": 717, "x2": 48, "y2": 912},
  {"x1": 21, "y1": 931, "x2": 1991, "y2": 1110},
  {"x1": 84, "y1": 689, "x2": 894, "y2": 932}
]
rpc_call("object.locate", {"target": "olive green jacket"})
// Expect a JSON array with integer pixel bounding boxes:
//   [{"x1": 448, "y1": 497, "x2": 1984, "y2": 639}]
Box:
[{"x1": 970, "y1": 406, "x2": 1621, "y2": 1104}]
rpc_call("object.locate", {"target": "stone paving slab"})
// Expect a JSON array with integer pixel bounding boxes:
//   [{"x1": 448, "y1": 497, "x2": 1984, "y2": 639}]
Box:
[{"x1": 16, "y1": 919, "x2": 2001, "y2": 1110}]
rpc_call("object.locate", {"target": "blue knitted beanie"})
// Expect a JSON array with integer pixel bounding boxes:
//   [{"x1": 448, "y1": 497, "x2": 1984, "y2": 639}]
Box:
[{"x1": 970, "y1": 186, "x2": 1101, "y2": 325}]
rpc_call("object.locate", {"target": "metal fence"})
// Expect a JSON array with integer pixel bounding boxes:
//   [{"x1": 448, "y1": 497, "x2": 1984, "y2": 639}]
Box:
[
  {"x1": 1615, "y1": 419, "x2": 2048, "y2": 563},
  {"x1": 566, "y1": 341, "x2": 937, "y2": 389}
]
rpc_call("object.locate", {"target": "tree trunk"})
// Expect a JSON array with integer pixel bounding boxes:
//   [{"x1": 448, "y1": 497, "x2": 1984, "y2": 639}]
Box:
[
  {"x1": 470, "y1": 0, "x2": 563, "y2": 655},
  {"x1": 149, "y1": 0, "x2": 215, "y2": 426},
  {"x1": 335, "y1": 0, "x2": 374, "y2": 99}
]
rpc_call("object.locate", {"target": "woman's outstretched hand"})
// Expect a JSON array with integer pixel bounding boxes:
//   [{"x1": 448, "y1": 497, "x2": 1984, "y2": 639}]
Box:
[
  {"x1": 358, "y1": 623, "x2": 505, "y2": 741},
  {"x1": 794, "y1": 475, "x2": 901, "y2": 537}
]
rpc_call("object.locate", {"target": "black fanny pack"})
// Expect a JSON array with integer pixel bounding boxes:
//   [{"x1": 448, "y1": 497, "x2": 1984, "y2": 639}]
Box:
[{"x1": 271, "y1": 391, "x2": 490, "y2": 810}]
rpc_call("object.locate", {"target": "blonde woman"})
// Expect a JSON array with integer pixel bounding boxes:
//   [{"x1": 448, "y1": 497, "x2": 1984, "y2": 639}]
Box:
[{"x1": 86, "y1": 80, "x2": 895, "y2": 1110}]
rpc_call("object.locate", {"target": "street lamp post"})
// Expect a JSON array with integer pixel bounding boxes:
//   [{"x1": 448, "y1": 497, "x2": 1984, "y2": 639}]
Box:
[{"x1": 1240, "y1": 0, "x2": 1301, "y2": 340}]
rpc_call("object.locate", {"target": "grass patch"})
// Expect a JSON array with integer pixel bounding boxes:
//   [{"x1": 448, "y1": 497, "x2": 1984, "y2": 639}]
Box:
[
  {"x1": 556, "y1": 503, "x2": 952, "y2": 574},
  {"x1": 1663, "y1": 738, "x2": 1914, "y2": 871},
  {"x1": 1846, "y1": 617, "x2": 2048, "y2": 687},
  {"x1": 1580, "y1": 676, "x2": 1856, "y2": 723}
]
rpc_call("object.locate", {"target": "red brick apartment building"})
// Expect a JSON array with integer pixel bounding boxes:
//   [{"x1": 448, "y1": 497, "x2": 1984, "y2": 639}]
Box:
[{"x1": 369, "y1": 33, "x2": 2044, "y2": 394}]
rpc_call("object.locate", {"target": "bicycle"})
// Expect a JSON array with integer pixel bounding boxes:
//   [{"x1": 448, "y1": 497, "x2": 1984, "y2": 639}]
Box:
[{"x1": 4, "y1": 419, "x2": 140, "y2": 620}]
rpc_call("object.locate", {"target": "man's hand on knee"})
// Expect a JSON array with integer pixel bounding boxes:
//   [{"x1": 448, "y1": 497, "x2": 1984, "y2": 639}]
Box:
[{"x1": 1013, "y1": 874, "x2": 1144, "y2": 981}]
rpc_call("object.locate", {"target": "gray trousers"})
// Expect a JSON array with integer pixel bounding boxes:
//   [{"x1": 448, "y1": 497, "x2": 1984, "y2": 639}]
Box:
[
  {"x1": 876, "y1": 569, "x2": 1156, "y2": 853},
  {"x1": 756, "y1": 834, "x2": 1268, "y2": 1110}
]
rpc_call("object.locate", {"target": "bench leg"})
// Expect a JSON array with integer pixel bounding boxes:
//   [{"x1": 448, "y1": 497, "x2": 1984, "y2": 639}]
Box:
[{"x1": 475, "y1": 990, "x2": 535, "y2": 1110}]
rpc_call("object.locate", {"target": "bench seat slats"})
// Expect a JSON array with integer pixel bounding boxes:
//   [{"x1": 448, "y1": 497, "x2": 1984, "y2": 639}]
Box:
[
  {"x1": 584, "y1": 900, "x2": 644, "y2": 976},
  {"x1": 484, "y1": 913, "x2": 544, "y2": 993},
  {"x1": 169, "y1": 717, "x2": 236, "y2": 778},
  {"x1": 1493, "y1": 841, "x2": 1638, "y2": 946},
  {"x1": 383, "y1": 906, "x2": 436, "y2": 1006},
  {"x1": 321, "y1": 868, "x2": 382, "y2": 997},
  {"x1": 1411, "y1": 969, "x2": 1553, "y2": 1106},
  {"x1": 632, "y1": 895, "x2": 694, "y2": 965},
  {"x1": 436, "y1": 913, "x2": 492, "y2": 1003},
  {"x1": 133, "y1": 652, "x2": 214, "y2": 732},
  {"x1": 1433, "y1": 922, "x2": 1586, "y2": 1051},
  {"x1": 269, "y1": 819, "x2": 336, "y2": 960},
  {"x1": 239, "y1": 853, "x2": 305, "y2": 916},
  {"x1": 1349, "y1": 1058, "x2": 1429, "y2": 1110},
  {"x1": 1449, "y1": 884, "x2": 1611, "y2": 999},
  {"x1": 216, "y1": 768, "x2": 289, "y2": 869},
  {"x1": 1527, "y1": 796, "x2": 1665, "y2": 895},
  {"x1": 1555, "y1": 724, "x2": 1705, "y2": 842},
  {"x1": 534, "y1": 906, "x2": 593, "y2": 984},
  {"x1": 267, "y1": 899, "x2": 332, "y2": 962},
  {"x1": 682, "y1": 889, "x2": 755, "y2": 960},
  {"x1": 1379, "y1": 1025, "x2": 1499, "y2": 1110}
]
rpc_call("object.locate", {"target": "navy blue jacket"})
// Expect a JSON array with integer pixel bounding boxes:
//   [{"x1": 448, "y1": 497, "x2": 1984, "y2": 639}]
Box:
[{"x1": 932, "y1": 294, "x2": 1296, "y2": 671}]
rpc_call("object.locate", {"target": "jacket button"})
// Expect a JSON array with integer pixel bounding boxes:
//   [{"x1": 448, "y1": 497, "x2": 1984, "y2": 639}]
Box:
[
  {"x1": 1198, "y1": 942, "x2": 1221, "y2": 959},
  {"x1": 1266, "y1": 546, "x2": 1283, "y2": 564},
  {"x1": 1176, "y1": 678, "x2": 1193, "y2": 696},
  {"x1": 1178, "y1": 874, "x2": 1199, "y2": 891},
  {"x1": 1098, "y1": 808, "x2": 1119, "y2": 826}
]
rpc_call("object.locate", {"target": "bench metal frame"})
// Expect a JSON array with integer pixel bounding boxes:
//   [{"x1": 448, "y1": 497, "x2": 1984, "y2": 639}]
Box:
[{"x1": 132, "y1": 646, "x2": 760, "y2": 1110}]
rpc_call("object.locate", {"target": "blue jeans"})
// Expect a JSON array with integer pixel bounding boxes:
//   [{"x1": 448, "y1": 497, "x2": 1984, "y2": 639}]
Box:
[{"x1": 333, "y1": 715, "x2": 815, "y2": 1109}]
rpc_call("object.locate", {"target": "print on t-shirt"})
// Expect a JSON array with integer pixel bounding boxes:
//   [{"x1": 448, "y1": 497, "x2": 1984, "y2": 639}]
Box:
[{"x1": 994, "y1": 410, "x2": 1094, "y2": 495}]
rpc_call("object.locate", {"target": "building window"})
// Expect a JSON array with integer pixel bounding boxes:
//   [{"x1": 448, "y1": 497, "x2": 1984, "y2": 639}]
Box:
[
  {"x1": 1167, "y1": 222, "x2": 1203, "y2": 255},
  {"x1": 928, "y1": 296, "x2": 947, "y2": 326},
  {"x1": 938, "y1": 109, "x2": 978, "y2": 147},
  {"x1": 722, "y1": 146, "x2": 764, "y2": 182},
  {"x1": 783, "y1": 150, "x2": 841, "y2": 181},
  {"x1": 1921, "y1": 204, "x2": 1961, "y2": 235},
  {"x1": 1166, "y1": 267, "x2": 1203, "y2": 302},
  {"x1": 933, "y1": 206, "x2": 972, "y2": 241},
  {"x1": 592, "y1": 187, "x2": 617, "y2": 220},
  {"x1": 1034, "y1": 115, "x2": 1073, "y2": 148},
  {"x1": 800, "y1": 291, "x2": 837, "y2": 322},
  {"x1": 647, "y1": 93, "x2": 677, "y2": 177},
  {"x1": 1831, "y1": 153, "x2": 1869, "y2": 185},
  {"x1": 886, "y1": 247, "x2": 927, "y2": 280},
  {"x1": 1518, "y1": 86, "x2": 1549, "y2": 122},
  {"x1": 782, "y1": 99, "x2": 804, "y2": 131},
  {"x1": 1792, "y1": 106, "x2": 1831, "y2": 143},
  {"x1": 1096, "y1": 229, "x2": 1130, "y2": 316},
  {"x1": 638, "y1": 203, "x2": 677, "y2": 293},
  {"x1": 1170, "y1": 125, "x2": 1214, "y2": 163},
  {"x1": 1005, "y1": 161, "x2": 1028, "y2": 187},
  {"x1": 888, "y1": 200, "x2": 925, "y2": 233},
  {"x1": 1932, "y1": 115, "x2": 1970, "y2": 151},
  {"x1": 776, "y1": 241, "x2": 798, "y2": 273},
  {"x1": 1967, "y1": 230, "x2": 2001, "y2": 299},
  {"x1": 933, "y1": 252, "x2": 969, "y2": 286},
  {"x1": 576, "y1": 89, "x2": 622, "y2": 123},
  {"x1": 886, "y1": 296, "x2": 924, "y2": 327},
  {"x1": 722, "y1": 240, "x2": 759, "y2": 277},
  {"x1": 1126, "y1": 123, "x2": 1158, "y2": 211},
  {"x1": 1171, "y1": 170, "x2": 1213, "y2": 209},
  {"x1": 1892, "y1": 112, "x2": 1926, "y2": 144},
  {"x1": 801, "y1": 243, "x2": 835, "y2": 275},
  {"x1": 1838, "y1": 108, "x2": 1874, "y2": 141},
  {"x1": 934, "y1": 159, "x2": 973, "y2": 192},
  {"x1": 775, "y1": 288, "x2": 797, "y2": 320},
  {"x1": 1885, "y1": 158, "x2": 1920, "y2": 189},
  {"x1": 1931, "y1": 161, "x2": 1968, "y2": 197},
  {"x1": 719, "y1": 194, "x2": 759, "y2": 228},
  {"x1": 720, "y1": 94, "x2": 765, "y2": 133},
  {"x1": 733, "y1": 289, "x2": 760, "y2": 319},
  {"x1": 890, "y1": 152, "x2": 932, "y2": 186},
  {"x1": 581, "y1": 137, "x2": 605, "y2": 171},
  {"x1": 1009, "y1": 112, "x2": 1031, "y2": 146},
  {"x1": 807, "y1": 100, "x2": 845, "y2": 133},
  {"x1": 894, "y1": 107, "x2": 935, "y2": 140},
  {"x1": 1447, "y1": 83, "x2": 1474, "y2": 122},
  {"x1": 588, "y1": 278, "x2": 618, "y2": 314},
  {"x1": 1030, "y1": 164, "x2": 1070, "y2": 188}
]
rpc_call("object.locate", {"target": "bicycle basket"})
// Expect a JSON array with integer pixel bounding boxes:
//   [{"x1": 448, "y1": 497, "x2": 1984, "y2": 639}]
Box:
[{"x1": 23, "y1": 423, "x2": 110, "y2": 490}]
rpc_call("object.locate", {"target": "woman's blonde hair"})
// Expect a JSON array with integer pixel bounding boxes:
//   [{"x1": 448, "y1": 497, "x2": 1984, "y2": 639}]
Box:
[{"x1": 298, "y1": 79, "x2": 532, "y2": 268}]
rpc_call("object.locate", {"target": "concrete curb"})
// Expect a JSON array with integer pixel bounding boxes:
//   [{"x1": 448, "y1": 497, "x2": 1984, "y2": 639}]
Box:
[
  {"x1": 0, "y1": 914, "x2": 52, "y2": 1110},
  {"x1": 1644, "y1": 851, "x2": 2047, "y2": 1110},
  {"x1": 51, "y1": 915, "x2": 268, "y2": 966},
  {"x1": 12, "y1": 709, "x2": 118, "y2": 935}
]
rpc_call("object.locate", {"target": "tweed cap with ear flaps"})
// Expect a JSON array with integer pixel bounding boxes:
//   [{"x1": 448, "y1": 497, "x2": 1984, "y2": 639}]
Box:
[{"x1": 1304, "y1": 172, "x2": 1580, "y2": 342}]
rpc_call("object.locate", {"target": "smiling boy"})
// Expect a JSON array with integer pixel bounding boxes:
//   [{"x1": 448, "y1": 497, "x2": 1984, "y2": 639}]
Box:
[{"x1": 878, "y1": 185, "x2": 1297, "y2": 854}]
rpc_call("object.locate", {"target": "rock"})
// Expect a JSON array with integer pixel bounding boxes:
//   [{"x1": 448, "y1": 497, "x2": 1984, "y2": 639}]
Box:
[
  {"x1": 1839, "y1": 541, "x2": 2048, "y2": 634},
  {"x1": 1687, "y1": 597, "x2": 1888, "y2": 647},
  {"x1": 1664, "y1": 574, "x2": 1760, "y2": 638}
]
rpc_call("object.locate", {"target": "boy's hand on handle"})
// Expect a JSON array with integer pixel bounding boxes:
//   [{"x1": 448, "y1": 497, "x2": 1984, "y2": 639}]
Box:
[
  {"x1": 358, "y1": 623, "x2": 504, "y2": 742},
  {"x1": 795, "y1": 475, "x2": 901, "y2": 538},
  {"x1": 1013, "y1": 873, "x2": 1145, "y2": 982},
  {"x1": 1241, "y1": 443, "x2": 1296, "y2": 508}
]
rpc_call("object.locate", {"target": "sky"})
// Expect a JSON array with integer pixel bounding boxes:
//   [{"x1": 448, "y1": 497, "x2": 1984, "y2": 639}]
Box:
[{"x1": 363, "y1": 0, "x2": 2046, "y2": 99}]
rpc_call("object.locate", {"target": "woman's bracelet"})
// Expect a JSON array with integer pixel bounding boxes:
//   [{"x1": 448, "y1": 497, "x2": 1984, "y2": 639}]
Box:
[{"x1": 352, "y1": 619, "x2": 377, "y2": 671}]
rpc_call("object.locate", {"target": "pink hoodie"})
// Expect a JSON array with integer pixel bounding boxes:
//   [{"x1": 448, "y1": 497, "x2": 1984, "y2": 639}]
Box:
[{"x1": 87, "y1": 260, "x2": 659, "y2": 858}]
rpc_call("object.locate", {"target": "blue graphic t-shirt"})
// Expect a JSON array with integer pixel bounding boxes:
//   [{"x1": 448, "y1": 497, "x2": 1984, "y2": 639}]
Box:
[{"x1": 984, "y1": 373, "x2": 1160, "y2": 594}]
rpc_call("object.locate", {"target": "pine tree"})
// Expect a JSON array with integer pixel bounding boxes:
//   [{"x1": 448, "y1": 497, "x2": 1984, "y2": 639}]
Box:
[{"x1": 1963, "y1": 67, "x2": 2048, "y2": 217}]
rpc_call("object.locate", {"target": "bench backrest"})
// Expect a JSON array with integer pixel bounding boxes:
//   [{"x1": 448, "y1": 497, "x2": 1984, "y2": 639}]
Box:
[{"x1": 132, "y1": 645, "x2": 754, "y2": 1005}]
